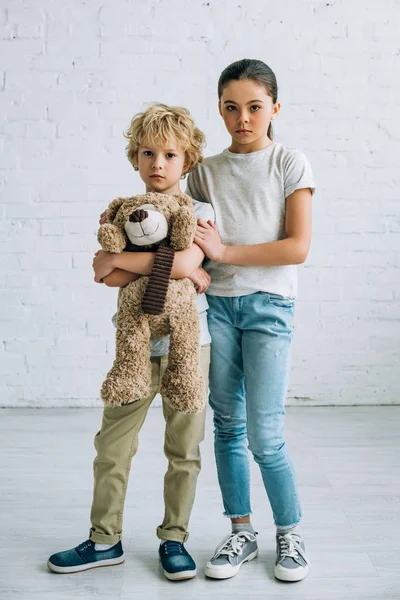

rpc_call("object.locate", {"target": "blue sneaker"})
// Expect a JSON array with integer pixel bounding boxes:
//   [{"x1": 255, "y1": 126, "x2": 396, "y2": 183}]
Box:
[
  {"x1": 158, "y1": 541, "x2": 196, "y2": 581},
  {"x1": 47, "y1": 539, "x2": 124, "y2": 573}
]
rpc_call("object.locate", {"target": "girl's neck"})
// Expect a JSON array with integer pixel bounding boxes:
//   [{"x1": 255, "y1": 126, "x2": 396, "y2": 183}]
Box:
[{"x1": 228, "y1": 133, "x2": 274, "y2": 155}]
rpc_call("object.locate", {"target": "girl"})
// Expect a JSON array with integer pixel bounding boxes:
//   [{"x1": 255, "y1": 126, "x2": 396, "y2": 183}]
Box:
[{"x1": 187, "y1": 59, "x2": 315, "y2": 582}]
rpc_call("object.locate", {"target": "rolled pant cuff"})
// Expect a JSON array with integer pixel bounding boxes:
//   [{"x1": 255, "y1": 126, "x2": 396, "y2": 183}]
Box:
[
  {"x1": 89, "y1": 528, "x2": 122, "y2": 545},
  {"x1": 223, "y1": 511, "x2": 253, "y2": 519},
  {"x1": 156, "y1": 526, "x2": 189, "y2": 543},
  {"x1": 275, "y1": 520, "x2": 301, "y2": 532}
]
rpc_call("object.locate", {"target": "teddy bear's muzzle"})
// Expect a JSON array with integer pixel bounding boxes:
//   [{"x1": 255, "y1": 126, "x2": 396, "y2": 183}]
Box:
[{"x1": 125, "y1": 206, "x2": 169, "y2": 246}]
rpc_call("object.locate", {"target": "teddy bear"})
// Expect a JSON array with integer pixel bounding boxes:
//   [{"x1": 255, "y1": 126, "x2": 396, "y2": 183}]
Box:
[{"x1": 97, "y1": 191, "x2": 205, "y2": 414}]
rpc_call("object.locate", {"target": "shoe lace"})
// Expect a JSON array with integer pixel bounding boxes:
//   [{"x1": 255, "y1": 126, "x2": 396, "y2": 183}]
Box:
[
  {"x1": 77, "y1": 540, "x2": 92, "y2": 552},
  {"x1": 278, "y1": 533, "x2": 307, "y2": 563},
  {"x1": 162, "y1": 541, "x2": 183, "y2": 555},
  {"x1": 213, "y1": 531, "x2": 257, "y2": 559}
]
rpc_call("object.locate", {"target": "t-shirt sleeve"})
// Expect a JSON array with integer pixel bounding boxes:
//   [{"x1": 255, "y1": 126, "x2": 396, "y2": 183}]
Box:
[
  {"x1": 186, "y1": 167, "x2": 215, "y2": 222},
  {"x1": 283, "y1": 150, "x2": 316, "y2": 198},
  {"x1": 186, "y1": 168, "x2": 207, "y2": 203}
]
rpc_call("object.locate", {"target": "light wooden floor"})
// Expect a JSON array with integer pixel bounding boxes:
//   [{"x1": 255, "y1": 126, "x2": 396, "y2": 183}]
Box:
[{"x1": 1, "y1": 406, "x2": 400, "y2": 600}]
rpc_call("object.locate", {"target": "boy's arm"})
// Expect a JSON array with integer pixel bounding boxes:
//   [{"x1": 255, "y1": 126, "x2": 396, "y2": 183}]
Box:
[
  {"x1": 94, "y1": 245, "x2": 206, "y2": 283},
  {"x1": 102, "y1": 269, "x2": 139, "y2": 288},
  {"x1": 114, "y1": 245, "x2": 205, "y2": 278}
]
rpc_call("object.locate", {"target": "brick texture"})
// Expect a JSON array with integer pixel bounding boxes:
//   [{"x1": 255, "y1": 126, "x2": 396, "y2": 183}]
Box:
[{"x1": 1, "y1": 0, "x2": 399, "y2": 406}]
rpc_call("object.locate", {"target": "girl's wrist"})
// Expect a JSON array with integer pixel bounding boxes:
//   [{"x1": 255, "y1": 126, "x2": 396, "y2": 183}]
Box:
[{"x1": 216, "y1": 245, "x2": 229, "y2": 264}]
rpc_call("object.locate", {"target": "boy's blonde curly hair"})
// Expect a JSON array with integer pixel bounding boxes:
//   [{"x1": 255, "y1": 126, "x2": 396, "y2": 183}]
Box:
[{"x1": 124, "y1": 103, "x2": 206, "y2": 173}]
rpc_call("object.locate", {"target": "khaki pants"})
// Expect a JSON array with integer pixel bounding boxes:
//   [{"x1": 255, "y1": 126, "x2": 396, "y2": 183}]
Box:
[{"x1": 89, "y1": 344, "x2": 210, "y2": 544}]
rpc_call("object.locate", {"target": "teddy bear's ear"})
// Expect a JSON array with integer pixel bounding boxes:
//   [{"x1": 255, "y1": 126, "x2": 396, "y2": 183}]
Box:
[
  {"x1": 174, "y1": 192, "x2": 193, "y2": 210},
  {"x1": 106, "y1": 197, "x2": 125, "y2": 223},
  {"x1": 169, "y1": 206, "x2": 196, "y2": 251}
]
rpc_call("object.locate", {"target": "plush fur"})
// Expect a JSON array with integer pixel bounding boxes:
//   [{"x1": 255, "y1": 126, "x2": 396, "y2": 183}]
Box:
[{"x1": 97, "y1": 191, "x2": 205, "y2": 414}]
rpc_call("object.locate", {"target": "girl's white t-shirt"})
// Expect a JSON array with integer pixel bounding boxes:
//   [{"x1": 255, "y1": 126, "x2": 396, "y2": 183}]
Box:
[{"x1": 186, "y1": 142, "x2": 315, "y2": 299}]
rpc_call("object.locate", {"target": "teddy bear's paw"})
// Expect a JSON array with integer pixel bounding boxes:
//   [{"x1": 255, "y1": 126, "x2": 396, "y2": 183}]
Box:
[
  {"x1": 97, "y1": 224, "x2": 126, "y2": 254},
  {"x1": 161, "y1": 372, "x2": 205, "y2": 414},
  {"x1": 101, "y1": 368, "x2": 150, "y2": 406}
]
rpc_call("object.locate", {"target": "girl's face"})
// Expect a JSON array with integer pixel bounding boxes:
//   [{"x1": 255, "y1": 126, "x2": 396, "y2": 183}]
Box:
[
  {"x1": 218, "y1": 79, "x2": 280, "y2": 153},
  {"x1": 137, "y1": 137, "x2": 189, "y2": 194}
]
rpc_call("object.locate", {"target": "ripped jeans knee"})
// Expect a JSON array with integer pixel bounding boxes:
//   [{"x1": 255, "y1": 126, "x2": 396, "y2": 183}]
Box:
[{"x1": 213, "y1": 409, "x2": 247, "y2": 440}]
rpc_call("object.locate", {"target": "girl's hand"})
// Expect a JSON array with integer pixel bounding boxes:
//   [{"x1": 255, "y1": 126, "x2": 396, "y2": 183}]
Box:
[
  {"x1": 99, "y1": 209, "x2": 109, "y2": 225},
  {"x1": 194, "y1": 219, "x2": 226, "y2": 263},
  {"x1": 188, "y1": 267, "x2": 211, "y2": 294},
  {"x1": 93, "y1": 249, "x2": 116, "y2": 283}
]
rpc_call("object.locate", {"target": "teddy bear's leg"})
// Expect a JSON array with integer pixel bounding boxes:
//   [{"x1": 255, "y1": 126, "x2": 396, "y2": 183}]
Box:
[
  {"x1": 101, "y1": 310, "x2": 152, "y2": 407},
  {"x1": 160, "y1": 297, "x2": 205, "y2": 414}
]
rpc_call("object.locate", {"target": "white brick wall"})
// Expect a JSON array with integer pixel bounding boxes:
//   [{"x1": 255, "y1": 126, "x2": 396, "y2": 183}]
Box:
[{"x1": 1, "y1": 0, "x2": 399, "y2": 407}]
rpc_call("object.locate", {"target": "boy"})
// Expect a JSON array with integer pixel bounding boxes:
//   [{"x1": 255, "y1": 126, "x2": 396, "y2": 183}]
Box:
[{"x1": 47, "y1": 104, "x2": 214, "y2": 581}]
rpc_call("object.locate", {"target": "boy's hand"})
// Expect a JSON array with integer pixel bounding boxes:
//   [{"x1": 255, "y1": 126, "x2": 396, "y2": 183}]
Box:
[
  {"x1": 188, "y1": 267, "x2": 211, "y2": 294},
  {"x1": 99, "y1": 210, "x2": 109, "y2": 225},
  {"x1": 93, "y1": 250, "x2": 116, "y2": 283}
]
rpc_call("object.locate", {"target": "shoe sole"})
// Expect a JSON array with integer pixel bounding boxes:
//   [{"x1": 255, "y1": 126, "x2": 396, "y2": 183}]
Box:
[
  {"x1": 204, "y1": 549, "x2": 259, "y2": 580},
  {"x1": 47, "y1": 556, "x2": 125, "y2": 574},
  {"x1": 274, "y1": 564, "x2": 309, "y2": 582},
  {"x1": 163, "y1": 568, "x2": 197, "y2": 581}
]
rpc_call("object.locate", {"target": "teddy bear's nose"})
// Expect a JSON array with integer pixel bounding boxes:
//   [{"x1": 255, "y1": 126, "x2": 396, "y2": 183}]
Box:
[{"x1": 129, "y1": 209, "x2": 148, "y2": 223}]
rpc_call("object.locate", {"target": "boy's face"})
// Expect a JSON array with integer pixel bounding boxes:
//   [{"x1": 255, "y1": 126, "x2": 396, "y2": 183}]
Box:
[{"x1": 137, "y1": 138, "x2": 189, "y2": 194}]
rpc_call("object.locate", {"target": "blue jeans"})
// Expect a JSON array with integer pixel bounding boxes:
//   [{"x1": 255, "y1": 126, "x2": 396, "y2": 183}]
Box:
[{"x1": 207, "y1": 293, "x2": 302, "y2": 529}]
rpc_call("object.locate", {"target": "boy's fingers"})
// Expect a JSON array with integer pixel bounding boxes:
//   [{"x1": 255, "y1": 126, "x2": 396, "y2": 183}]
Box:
[{"x1": 99, "y1": 210, "x2": 108, "y2": 225}]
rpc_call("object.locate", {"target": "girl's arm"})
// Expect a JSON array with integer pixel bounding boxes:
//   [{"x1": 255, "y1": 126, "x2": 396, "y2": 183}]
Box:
[
  {"x1": 93, "y1": 244, "x2": 206, "y2": 283},
  {"x1": 195, "y1": 188, "x2": 312, "y2": 267}
]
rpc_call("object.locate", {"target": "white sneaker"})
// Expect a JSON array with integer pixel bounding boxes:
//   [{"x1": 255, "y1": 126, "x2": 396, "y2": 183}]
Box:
[
  {"x1": 274, "y1": 531, "x2": 310, "y2": 582},
  {"x1": 205, "y1": 531, "x2": 258, "y2": 580}
]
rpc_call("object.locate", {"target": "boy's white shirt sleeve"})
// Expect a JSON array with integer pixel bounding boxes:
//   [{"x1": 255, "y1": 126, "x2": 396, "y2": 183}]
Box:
[{"x1": 283, "y1": 150, "x2": 316, "y2": 199}]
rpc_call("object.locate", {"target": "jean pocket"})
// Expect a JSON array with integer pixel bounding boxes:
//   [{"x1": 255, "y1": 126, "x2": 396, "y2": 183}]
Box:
[{"x1": 267, "y1": 293, "x2": 295, "y2": 309}]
